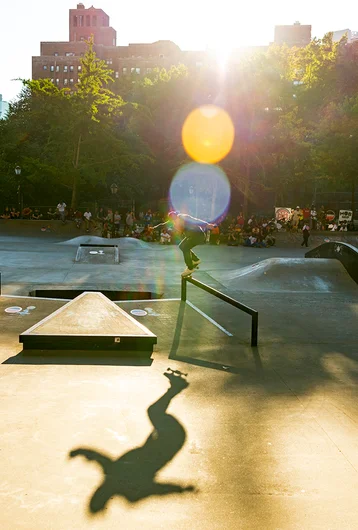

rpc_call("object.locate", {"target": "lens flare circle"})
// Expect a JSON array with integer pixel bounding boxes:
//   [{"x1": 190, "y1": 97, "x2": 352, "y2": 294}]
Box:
[
  {"x1": 169, "y1": 163, "x2": 231, "y2": 223},
  {"x1": 182, "y1": 105, "x2": 235, "y2": 164}
]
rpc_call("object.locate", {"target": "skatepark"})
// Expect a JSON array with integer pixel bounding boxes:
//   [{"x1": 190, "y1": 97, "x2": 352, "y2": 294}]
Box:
[{"x1": 0, "y1": 224, "x2": 357, "y2": 529}]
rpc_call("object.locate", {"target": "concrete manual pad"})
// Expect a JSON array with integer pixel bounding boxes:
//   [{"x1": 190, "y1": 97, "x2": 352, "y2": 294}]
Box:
[
  {"x1": 75, "y1": 244, "x2": 119, "y2": 264},
  {"x1": 19, "y1": 292, "x2": 157, "y2": 354}
]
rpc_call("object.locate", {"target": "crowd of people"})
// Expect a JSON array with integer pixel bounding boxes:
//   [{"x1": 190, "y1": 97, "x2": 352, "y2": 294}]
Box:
[{"x1": 0, "y1": 202, "x2": 354, "y2": 248}]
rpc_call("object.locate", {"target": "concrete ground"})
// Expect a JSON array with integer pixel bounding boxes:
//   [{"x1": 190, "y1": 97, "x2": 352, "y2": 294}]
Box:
[{"x1": 0, "y1": 229, "x2": 357, "y2": 530}]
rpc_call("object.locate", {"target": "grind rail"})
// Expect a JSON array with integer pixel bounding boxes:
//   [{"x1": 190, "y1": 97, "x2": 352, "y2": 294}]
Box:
[{"x1": 181, "y1": 276, "x2": 258, "y2": 347}]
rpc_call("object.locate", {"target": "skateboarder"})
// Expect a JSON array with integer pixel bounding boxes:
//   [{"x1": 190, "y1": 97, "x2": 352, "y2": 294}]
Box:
[{"x1": 152, "y1": 211, "x2": 216, "y2": 277}]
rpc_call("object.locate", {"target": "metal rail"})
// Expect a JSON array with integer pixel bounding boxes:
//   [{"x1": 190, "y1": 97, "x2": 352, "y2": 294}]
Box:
[{"x1": 181, "y1": 276, "x2": 258, "y2": 347}]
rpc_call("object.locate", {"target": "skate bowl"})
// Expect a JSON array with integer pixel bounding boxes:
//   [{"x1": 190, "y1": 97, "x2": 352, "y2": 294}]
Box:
[
  {"x1": 222, "y1": 258, "x2": 358, "y2": 293},
  {"x1": 305, "y1": 241, "x2": 358, "y2": 284}
]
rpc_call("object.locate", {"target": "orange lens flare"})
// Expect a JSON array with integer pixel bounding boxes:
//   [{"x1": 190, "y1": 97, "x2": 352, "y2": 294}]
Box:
[{"x1": 182, "y1": 105, "x2": 235, "y2": 164}]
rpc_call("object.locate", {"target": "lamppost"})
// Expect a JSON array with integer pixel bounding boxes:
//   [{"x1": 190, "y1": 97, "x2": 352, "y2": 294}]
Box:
[
  {"x1": 15, "y1": 166, "x2": 22, "y2": 218},
  {"x1": 110, "y1": 182, "x2": 118, "y2": 238}
]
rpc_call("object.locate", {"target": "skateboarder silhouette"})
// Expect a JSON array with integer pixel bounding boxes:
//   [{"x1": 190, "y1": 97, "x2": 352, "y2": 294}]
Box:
[
  {"x1": 69, "y1": 369, "x2": 195, "y2": 513},
  {"x1": 153, "y1": 211, "x2": 216, "y2": 277}
]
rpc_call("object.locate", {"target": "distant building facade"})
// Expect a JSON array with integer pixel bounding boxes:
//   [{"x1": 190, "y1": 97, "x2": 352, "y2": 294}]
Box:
[
  {"x1": 274, "y1": 22, "x2": 311, "y2": 47},
  {"x1": 332, "y1": 29, "x2": 358, "y2": 43},
  {"x1": 32, "y1": 5, "x2": 310, "y2": 90},
  {"x1": 0, "y1": 94, "x2": 9, "y2": 119}
]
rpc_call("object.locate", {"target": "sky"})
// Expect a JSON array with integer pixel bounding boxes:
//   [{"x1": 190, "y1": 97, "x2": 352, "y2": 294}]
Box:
[{"x1": 0, "y1": 0, "x2": 356, "y2": 102}]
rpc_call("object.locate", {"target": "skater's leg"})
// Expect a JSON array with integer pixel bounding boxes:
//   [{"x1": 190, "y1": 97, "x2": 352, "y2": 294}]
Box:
[{"x1": 178, "y1": 237, "x2": 194, "y2": 269}]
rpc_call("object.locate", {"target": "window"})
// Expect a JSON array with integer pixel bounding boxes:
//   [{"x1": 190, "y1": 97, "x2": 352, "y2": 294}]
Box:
[
  {"x1": 51, "y1": 79, "x2": 54, "y2": 83},
  {"x1": 159, "y1": 54, "x2": 164, "y2": 58},
  {"x1": 43, "y1": 65, "x2": 47, "y2": 70},
  {"x1": 86, "y1": 15, "x2": 90, "y2": 26},
  {"x1": 115, "y1": 71, "x2": 119, "y2": 78},
  {"x1": 92, "y1": 15, "x2": 97, "y2": 26},
  {"x1": 54, "y1": 52, "x2": 58, "y2": 56},
  {"x1": 122, "y1": 67, "x2": 127, "y2": 74},
  {"x1": 56, "y1": 65, "x2": 60, "y2": 72},
  {"x1": 73, "y1": 16, "x2": 77, "y2": 27},
  {"x1": 64, "y1": 65, "x2": 68, "y2": 72},
  {"x1": 78, "y1": 65, "x2": 82, "y2": 71},
  {"x1": 136, "y1": 67, "x2": 140, "y2": 74},
  {"x1": 50, "y1": 65, "x2": 54, "y2": 72},
  {"x1": 131, "y1": 67, "x2": 135, "y2": 73},
  {"x1": 79, "y1": 15, "x2": 84, "y2": 27},
  {"x1": 69, "y1": 79, "x2": 74, "y2": 84},
  {"x1": 146, "y1": 67, "x2": 152, "y2": 73},
  {"x1": 64, "y1": 79, "x2": 68, "y2": 85},
  {"x1": 70, "y1": 65, "x2": 74, "y2": 72},
  {"x1": 65, "y1": 52, "x2": 74, "y2": 56},
  {"x1": 196, "y1": 61, "x2": 203, "y2": 68},
  {"x1": 56, "y1": 79, "x2": 60, "y2": 84},
  {"x1": 77, "y1": 78, "x2": 80, "y2": 83}
]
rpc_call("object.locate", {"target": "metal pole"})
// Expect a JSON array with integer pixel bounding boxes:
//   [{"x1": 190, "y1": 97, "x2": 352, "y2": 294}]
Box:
[
  {"x1": 181, "y1": 277, "x2": 187, "y2": 302},
  {"x1": 251, "y1": 312, "x2": 258, "y2": 347}
]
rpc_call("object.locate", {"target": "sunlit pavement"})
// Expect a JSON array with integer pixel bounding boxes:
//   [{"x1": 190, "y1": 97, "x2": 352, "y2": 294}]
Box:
[{"x1": 0, "y1": 232, "x2": 357, "y2": 529}]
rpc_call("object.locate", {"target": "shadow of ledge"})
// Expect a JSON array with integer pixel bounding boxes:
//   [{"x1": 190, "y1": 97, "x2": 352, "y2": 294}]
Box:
[{"x1": 3, "y1": 349, "x2": 154, "y2": 366}]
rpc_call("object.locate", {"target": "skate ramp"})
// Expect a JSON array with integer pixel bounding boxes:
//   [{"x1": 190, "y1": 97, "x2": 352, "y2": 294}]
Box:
[
  {"x1": 305, "y1": 241, "x2": 358, "y2": 284},
  {"x1": 58, "y1": 235, "x2": 152, "y2": 249},
  {"x1": 222, "y1": 258, "x2": 358, "y2": 293}
]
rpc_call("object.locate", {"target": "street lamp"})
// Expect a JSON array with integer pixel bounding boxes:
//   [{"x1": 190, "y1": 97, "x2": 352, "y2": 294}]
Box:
[
  {"x1": 15, "y1": 166, "x2": 22, "y2": 218},
  {"x1": 110, "y1": 182, "x2": 118, "y2": 238}
]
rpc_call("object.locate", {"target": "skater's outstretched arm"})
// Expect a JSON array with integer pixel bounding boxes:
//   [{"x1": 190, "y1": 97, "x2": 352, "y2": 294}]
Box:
[
  {"x1": 152, "y1": 220, "x2": 172, "y2": 230},
  {"x1": 69, "y1": 448, "x2": 112, "y2": 473},
  {"x1": 178, "y1": 213, "x2": 216, "y2": 229}
]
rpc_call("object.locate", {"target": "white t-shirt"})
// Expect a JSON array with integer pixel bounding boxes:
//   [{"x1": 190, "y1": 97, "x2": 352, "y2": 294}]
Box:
[
  {"x1": 84, "y1": 211, "x2": 92, "y2": 221},
  {"x1": 57, "y1": 203, "x2": 66, "y2": 212}
]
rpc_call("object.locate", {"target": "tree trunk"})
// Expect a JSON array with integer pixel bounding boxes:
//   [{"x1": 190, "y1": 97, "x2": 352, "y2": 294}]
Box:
[
  {"x1": 71, "y1": 133, "x2": 82, "y2": 210},
  {"x1": 351, "y1": 178, "x2": 356, "y2": 216},
  {"x1": 243, "y1": 159, "x2": 250, "y2": 218}
]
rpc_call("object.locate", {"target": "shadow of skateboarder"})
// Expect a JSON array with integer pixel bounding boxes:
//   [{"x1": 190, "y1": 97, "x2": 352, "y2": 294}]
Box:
[{"x1": 69, "y1": 369, "x2": 195, "y2": 513}]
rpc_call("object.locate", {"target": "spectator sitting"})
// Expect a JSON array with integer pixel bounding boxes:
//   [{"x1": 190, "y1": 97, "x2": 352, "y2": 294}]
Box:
[
  {"x1": 131, "y1": 224, "x2": 141, "y2": 239},
  {"x1": 31, "y1": 208, "x2": 43, "y2": 220},
  {"x1": 141, "y1": 226, "x2": 154, "y2": 242},
  {"x1": 227, "y1": 224, "x2": 240, "y2": 246},
  {"x1": 47, "y1": 207, "x2": 57, "y2": 220},
  {"x1": 210, "y1": 225, "x2": 220, "y2": 245},
  {"x1": 74, "y1": 209, "x2": 83, "y2": 228},
  {"x1": 160, "y1": 228, "x2": 171, "y2": 244},
  {"x1": 10, "y1": 207, "x2": 20, "y2": 219},
  {"x1": 22, "y1": 206, "x2": 32, "y2": 219},
  {"x1": 1, "y1": 207, "x2": 11, "y2": 219}
]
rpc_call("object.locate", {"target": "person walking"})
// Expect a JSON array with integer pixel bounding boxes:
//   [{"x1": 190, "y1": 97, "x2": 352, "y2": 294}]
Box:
[{"x1": 301, "y1": 224, "x2": 310, "y2": 247}]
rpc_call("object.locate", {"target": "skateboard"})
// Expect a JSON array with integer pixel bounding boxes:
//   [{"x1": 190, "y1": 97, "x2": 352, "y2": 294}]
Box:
[{"x1": 181, "y1": 263, "x2": 200, "y2": 278}]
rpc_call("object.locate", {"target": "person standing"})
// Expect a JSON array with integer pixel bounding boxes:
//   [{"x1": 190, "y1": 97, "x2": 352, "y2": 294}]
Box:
[
  {"x1": 57, "y1": 201, "x2": 67, "y2": 223},
  {"x1": 83, "y1": 208, "x2": 92, "y2": 233},
  {"x1": 301, "y1": 224, "x2": 310, "y2": 247}
]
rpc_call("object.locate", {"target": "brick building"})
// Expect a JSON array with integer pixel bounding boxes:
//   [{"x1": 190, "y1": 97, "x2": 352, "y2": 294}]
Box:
[
  {"x1": 32, "y1": 3, "x2": 205, "y2": 89},
  {"x1": 274, "y1": 22, "x2": 311, "y2": 48},
  {"x1": 32, "y1": 4, "x2": 308, "y2": 90}
]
